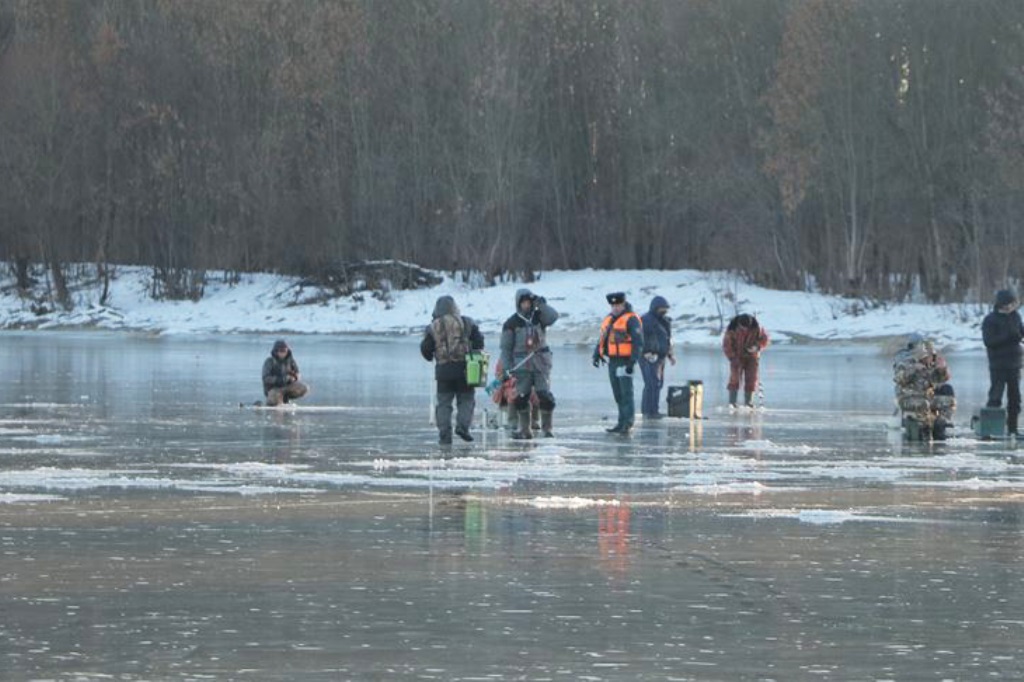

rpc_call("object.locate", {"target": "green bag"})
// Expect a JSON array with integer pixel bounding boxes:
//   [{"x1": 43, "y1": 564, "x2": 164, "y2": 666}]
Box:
[{"x1": 465, "y1": 351, "x2": 489, "y2": 387}]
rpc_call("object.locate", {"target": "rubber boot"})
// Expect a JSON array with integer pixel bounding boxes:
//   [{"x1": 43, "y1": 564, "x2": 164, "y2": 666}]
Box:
[
  {"x1": 531, "y1": 405, "x2": 541, "y2": 431},
  {"x1": 744, "y1": 392, "x2": 754, "y2": 407},
  {"x1": 728, "y1": 390, "x2": 738, "y2": 407},
  {"x1": 541, "y1": 410, "x2": 554, "y2": 438},
  {"x1": 512, "y1": 409, "x2": 533, "y2": 440}
]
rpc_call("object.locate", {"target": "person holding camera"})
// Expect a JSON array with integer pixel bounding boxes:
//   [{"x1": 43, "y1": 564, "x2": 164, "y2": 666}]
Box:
[
  {"x1": 593, "y1": 292, "x2": 644, "y2": 434},
  {"x1": 262, "y1": 339, "x2": 309, "y2": 406},
  {"x1": 499, "y1": 288, "x2": 559, "y2": 439}
]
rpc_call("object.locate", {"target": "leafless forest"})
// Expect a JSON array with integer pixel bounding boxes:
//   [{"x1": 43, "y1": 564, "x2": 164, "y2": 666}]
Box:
[{"x1": 1, "y1": 0, "x2": 1023, "y2": 306}]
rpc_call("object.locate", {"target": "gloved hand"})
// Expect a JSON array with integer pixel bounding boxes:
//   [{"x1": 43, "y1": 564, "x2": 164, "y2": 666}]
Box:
[
  {"x1": 592, "y1": 355, "x2": 604, "y2": 368},
  {"x1": 625, "y1": 361, "x2": 635, "y2": 375},
  {"x1": 534, "y1": 296, "x2": 546, "y2": 305},
  {"x1": 643, "y1": 352, "x2": 657, "y2": 363}
]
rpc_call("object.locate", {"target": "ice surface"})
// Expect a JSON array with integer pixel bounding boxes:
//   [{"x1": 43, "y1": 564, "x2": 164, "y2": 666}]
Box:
[{"x1": 0, "y1": 333, "x2": 1022, "y2": 679}]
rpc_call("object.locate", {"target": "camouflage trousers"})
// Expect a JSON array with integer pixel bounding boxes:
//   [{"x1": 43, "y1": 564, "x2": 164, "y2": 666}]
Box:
[
  {"x1": 266, "y1": 381, "x2": 309, "y2": 406},
  {"x1": 898, "y1": 386, "x2": 955, "y2": 427}
]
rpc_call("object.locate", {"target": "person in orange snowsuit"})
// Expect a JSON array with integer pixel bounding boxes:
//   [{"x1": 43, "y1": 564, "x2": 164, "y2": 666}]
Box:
[{"x1": 722, "y1": 313, "x2": 769, "y2": 407}]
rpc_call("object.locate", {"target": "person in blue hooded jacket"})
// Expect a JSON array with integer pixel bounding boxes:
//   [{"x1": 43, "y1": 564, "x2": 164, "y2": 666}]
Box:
[{"x1": 639, "y1": 295, "x2": 676, "y2": 419}]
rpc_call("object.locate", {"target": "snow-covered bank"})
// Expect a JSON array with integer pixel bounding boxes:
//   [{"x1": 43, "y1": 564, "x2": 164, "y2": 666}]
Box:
[{"x1": 0, "y1": 265, "x2": 989, "y2": 350}]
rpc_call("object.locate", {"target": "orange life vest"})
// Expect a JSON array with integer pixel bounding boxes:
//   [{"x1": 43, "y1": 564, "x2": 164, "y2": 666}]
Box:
[{"x1": 599, "y1": 312, "x2": 641, "y2": 358}]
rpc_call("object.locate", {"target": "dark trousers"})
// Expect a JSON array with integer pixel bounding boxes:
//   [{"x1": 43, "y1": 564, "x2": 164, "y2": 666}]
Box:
[
  {"x1": 639, "y1": 357, "x2": 664, "y2": 416},
  {"x1": 607, "y1": 359, "x2": 635, "y2": 428},
  {"x1": 436, "y1": 377, "x2": 475, "y2": 438},
  {"x1": 987, "y1": 366, "x2": 1021, "y2": 432}
]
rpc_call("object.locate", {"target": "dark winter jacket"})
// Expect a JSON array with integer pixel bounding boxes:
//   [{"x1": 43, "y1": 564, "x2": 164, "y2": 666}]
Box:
[
  {"x1": 499, "y1": 288, "x2": 559, "y2": 375},
  {"x1": 723, "y1": 314, "x2": 769, "y2": 362},
  {"x1": 262, "y1": 344, "x2": 300, "y2": 395},
  {"x1": 641, "y1": 295, "x2": 673, "y2": 359},
  {"x1": 982, "y1": 305, "x2": 1024, "y2": 371},
  {"x1": 421, "y1": 296, "x2": 485, "y2": 382}
]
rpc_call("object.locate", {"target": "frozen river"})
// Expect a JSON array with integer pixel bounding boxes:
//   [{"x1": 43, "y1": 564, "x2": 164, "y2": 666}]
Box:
[{"x1": 1, "y1": 332, "x2": 1023, "y2": 680}]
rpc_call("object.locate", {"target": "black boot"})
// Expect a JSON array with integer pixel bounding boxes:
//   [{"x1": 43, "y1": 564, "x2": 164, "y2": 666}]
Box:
[
  {"x1": 541, "y1": 409, "x2": 554, "y2": 438},
  {"x1": 512, "y1": 409, "x2": 533, "y2": 440},
  {"x1": 728, "y1": 390, "x2": 738, "y2": 407}
]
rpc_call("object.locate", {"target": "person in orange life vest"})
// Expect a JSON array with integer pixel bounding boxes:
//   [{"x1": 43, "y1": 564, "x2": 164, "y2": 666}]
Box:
[
  {"x1": 421, "y1": 296, "x2": 485, "y2": 445},
  {"x1": 592, "y1": 292, "x2": 644, "y2": 434},
  {"x1": 722, "y1": 313, "x2": 769, "y2": 407}
]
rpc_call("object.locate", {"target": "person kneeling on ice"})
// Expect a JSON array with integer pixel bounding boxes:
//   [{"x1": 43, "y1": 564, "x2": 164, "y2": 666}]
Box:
[
  {"x1": 722, "y1": 313, "x2": 769, "y2": 408},
  {"x1": 593, "y1": 292, "x2": 643, "y2": 434},
  {"x1": 262, "y1": 339, "x2": 309, "y2": 406},
  {"x1": 421, "y1": 295, "x2": 485, "y2": 445},
  {"x1": 893, "y1": 334, "x2": 956, "y2": 440}
]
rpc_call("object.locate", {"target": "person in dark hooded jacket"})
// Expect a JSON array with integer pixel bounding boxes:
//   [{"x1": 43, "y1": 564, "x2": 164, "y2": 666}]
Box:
[
  {"x1": 262, "y1": 339, "x2": 309, "y2": 406},
  {"x1": 639, "y1": 295, "x2": 676, "y2": 419},
  {"x1": 421, "y1": 295, "x2": 485, "y2": 445},
  {"x1": 499, "y1": 288, "x2": 559, "y2": 438},
  {"x1": 982, "y1": 288, "x2": 1024, "y2": 435}
]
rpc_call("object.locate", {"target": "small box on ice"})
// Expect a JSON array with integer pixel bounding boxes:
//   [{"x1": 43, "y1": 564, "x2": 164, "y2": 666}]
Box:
[{"x1": 972, "y1": 407, "x2": 1006, "y2": 440}]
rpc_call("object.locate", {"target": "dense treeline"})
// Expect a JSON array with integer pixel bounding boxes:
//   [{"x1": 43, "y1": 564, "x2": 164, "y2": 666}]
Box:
[{"x1": 1, "y1": 0, "x2": 1023, "y2": 305}]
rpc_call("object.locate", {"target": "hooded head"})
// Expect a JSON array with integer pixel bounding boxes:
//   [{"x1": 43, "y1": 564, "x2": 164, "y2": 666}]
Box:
[
  {"x1": 995, "y1": 288, "x2": 1019, "y2": 311},
  {"x1": 515, "y1": 288, "x2": 534, "y2": 309},
  {"x1": 905, "y1": 332, "x2": 925, "y2": 349},
  {"x1": 728, "y1": 313, "x2": 757, "y2": 331},
  {"x1": 432, "y1": 295, "x2": 459, "y2": 319},
  {"x1": 271, "y1": 339, "x2": 290, "y2": 356},
  {"x1": 648, "y1": 295, "x2": 670, "y2": 315}
]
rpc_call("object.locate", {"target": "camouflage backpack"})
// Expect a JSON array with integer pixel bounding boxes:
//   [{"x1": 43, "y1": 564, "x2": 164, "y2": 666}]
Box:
[{"x1": 431, "y1": 314, "x2": 470, "y2": 364}]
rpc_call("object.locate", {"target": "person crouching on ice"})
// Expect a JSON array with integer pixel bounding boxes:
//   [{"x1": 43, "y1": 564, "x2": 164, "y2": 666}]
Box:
[
  {"x1": 722, "y1": 313, "x2": 769, "y2": 408},
  {"x1": 262, "y1": 339, "x2": 309, "y2": 406},
  {"x1": 593, "y1": 292, "x2": 643, "y2": 434},
  {"x1": 893, "y1": 334, "x2": 955, "y2": 440}
]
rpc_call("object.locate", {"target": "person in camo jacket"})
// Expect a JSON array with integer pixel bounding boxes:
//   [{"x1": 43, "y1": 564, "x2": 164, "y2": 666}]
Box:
[{"x1": 421, "y1": 295, "x2": 485, "y2": 445}]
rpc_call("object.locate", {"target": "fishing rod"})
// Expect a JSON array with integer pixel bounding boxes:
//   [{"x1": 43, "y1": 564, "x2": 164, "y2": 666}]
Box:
[{"x1": 484, "y1": 352, "x2": 536, "y2": 396}]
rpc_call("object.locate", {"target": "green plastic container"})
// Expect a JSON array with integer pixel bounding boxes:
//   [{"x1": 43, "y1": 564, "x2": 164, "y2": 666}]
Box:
[{"x1": 466, "y1": 352, "x2": 489, "y2": 387}]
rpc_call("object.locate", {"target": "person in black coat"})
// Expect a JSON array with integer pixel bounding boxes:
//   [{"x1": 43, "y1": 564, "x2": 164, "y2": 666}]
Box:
[{"x1": 982, "y1": 288, "x2": 1024, "y2": 435}]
